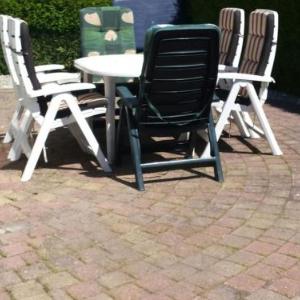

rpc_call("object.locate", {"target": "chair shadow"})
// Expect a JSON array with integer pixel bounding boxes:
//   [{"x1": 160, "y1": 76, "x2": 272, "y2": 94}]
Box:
[
  {"x1": 267, "y1": 90, "x2": 300, "y2": 115},
  {"x1": 0, "y1": 128, "x2": 108, "y2": 178},
  {"x1": 85, "y1": 151, "x2": 216, "y2": 190},
  {"x1": 195, "y1": 130, "x2": 274, "y2": 157},
  {"x1": 90, "y1": 134, "x2": 218, "y2": 189},
  {"x1": 1, "y1": 122, "x2": 273, "y2": 188}
]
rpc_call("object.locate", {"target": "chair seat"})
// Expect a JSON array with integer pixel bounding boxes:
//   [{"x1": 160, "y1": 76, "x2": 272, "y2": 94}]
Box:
[
  {"x1": 214, "y1": 88, "x2": 251, "y2": 106},
  {"x1": 59, "y1": 91, "x2": 107, "y2": 110},
  {"x1": 38, "y1": 91, "x2": 107, "y2": 119}
]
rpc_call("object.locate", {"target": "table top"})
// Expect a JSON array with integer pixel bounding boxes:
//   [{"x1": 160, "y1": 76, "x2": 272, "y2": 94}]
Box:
[{"x1": 74, "y1": 54, "x2": 144, "y2": 78}]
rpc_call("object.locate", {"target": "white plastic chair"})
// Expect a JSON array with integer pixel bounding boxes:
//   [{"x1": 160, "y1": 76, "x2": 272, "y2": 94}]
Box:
[
  {"x1": 203, "y1": 9, "x2": 282, "y2": 157},
  {"x1": 6, "y1": 17, "x2": 111, "y2": 181},
  {"x1": 0, "y1": 15, "x2": 81, "y2": 159}
]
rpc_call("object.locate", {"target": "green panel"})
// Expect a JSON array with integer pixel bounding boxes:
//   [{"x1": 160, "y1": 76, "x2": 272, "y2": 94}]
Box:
[{"x1": 80, "y1": 6, "x2": 136, "y2": 83}]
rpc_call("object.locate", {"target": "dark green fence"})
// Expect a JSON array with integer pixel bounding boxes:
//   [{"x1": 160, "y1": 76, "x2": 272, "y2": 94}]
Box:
[
  {"x1": 0, "y1": 0, "x2": 298, "y2": 95},
  {"x1": 184, "y1": 0, "x2": 300, "y2": 96}
]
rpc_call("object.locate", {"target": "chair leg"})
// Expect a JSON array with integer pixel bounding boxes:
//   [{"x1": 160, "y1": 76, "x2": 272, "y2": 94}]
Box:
[
  {"x1": 21, "y1": 100, "x2": 61, "y2": 182},
  {"x1": 65, "y1": 95, "x2": 112, "y2": 172},
  {"x1": 115, "y1": 105, "x2": 125, "y2": 166},
  {"x1": 208, "y1": 113, "x2": 224, "y2": 182},
  {"x1": 3, "y1": 101, "x2": 23, "y2": 143},
  {"x1": 68, "y1": 122, "x2": 92, "y2": 154},
  {"x1": 241, "y1": 111, "x2": 261, "y2": 138},
  {"x1": 8, "y1": 109, "x2": 34, "y2": 161},
  {"x1": 201, "y1": 83, "x2": 241, "y2": 158},
  {"x1": 186, "y1": 130, "x2": 196, "y2": 158},
  {"x1": 232, "y1": 110, "x2": 251, "y2": 138},
  {"x1": 246, "y1": 84, "x2": 282, "y2": 155},
  {"x1": 125, "y1": 108, "x2": 144, "y2": 191}
]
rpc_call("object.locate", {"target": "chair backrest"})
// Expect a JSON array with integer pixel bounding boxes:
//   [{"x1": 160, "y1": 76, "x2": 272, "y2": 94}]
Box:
[
  {"x1": 239, "y1": 9, "x2": 278, "y2": 77},
  {"x1": 80, "y1": 6, "x2": 136, "y2": 57},
  {"x1": 238, "y1": 9, "x2": 278, "y2": 100},
  {"x1": 219, "y1": 8, "x2": 245, "y2": 68},
  {"x1": 7, "y1": 17, "x2": 49, "y2": 116},
  {"x1": 0, "y1": 15, "x2": 20, "y2": 85},
  {"x1": 7, "y1": 18, "x2": 42, "y2": 95},
  {"x1": 137, "y1": 24, "x2": 219, "y2": 127},
  {"x1": 112, "y1": 0, "x2": 185, "y2": 51}
]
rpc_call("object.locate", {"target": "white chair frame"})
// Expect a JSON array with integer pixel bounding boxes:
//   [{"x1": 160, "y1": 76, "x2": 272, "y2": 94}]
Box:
[
  {"x1": 1, "y1": 15, "x2": 81, "y2": 161},
  {"x1": 203, "y1": 10, "x2": 282, "y2": 158},
  {"x1": 7, "y1": 17, "x2": 111, "y2": 181}
]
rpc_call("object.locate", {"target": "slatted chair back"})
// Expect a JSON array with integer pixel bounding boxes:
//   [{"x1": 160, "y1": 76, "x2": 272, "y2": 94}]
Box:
[
  {"x1": 0, "y1": 15, "x2": 20, "y2": 85},
  {"x1": 239, "y1": 9, "x2": 278, "y2": 99},
  {"x1": 7, "y1": 18, "x2": 46, "y2": 116},
  {"x1": 7, "y1": 18, "x2": 37, "y2": 92},
  {"x1": 219, "y1": 8, "x2": 245, "y2": 68},
  {"x1": 138, "y1": 24, "x2": 219, "y2": 128}
]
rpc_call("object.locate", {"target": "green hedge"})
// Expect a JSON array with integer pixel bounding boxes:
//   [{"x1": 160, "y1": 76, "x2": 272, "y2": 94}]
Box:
[
  {"x1": 1, "y1": 0, "x2": 298, "y2": 95},
  {"x1": 184, "y1": 0, "x2": 300, "y2": 96},
  {"x1": 0, "y1": 0, "x2": 111, "y2": 72}
]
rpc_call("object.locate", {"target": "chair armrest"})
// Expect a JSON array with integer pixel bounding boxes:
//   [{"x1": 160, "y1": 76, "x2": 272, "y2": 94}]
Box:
[
  {"x1": 37, "y1": 72, "x2": 81, "y2": 84},
  {"x1": 34, "y1": 64, "x2": 65, "y2": 73},
  {"x1": 28, "y1": 82, "x2": 96, "y2": 98},
  {"x1": 116, "y1": 86, "x2": 138, "y2": 108},
  {"x1": 218, "y1": 65, "x2": 238, "y2": 72},
  {"x1": 218, "y1": 72, "x2": 275, "y2": 83}
]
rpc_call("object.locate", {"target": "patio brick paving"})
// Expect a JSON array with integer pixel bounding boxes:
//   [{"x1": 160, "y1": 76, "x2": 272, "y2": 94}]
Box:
[{"x1": 0, "y1": 87, "x2": 300, "y2": 299}]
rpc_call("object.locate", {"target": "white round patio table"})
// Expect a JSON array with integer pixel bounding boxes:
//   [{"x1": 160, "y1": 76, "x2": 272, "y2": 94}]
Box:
[{"x1": 74, "y1": 54, "x2": 144, "y2": 164}]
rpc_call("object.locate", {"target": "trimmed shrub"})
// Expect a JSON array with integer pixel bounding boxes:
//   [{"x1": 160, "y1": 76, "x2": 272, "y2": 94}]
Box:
[
  {"x1": 0, "y1": 0, "x2": 111, "y2": 72},
  {"x1": 184, "y1": 0, "x2": 300, "y2": 96},
  {"x1": 1, "y1": 0, "x2": 298, "y2": 95}
]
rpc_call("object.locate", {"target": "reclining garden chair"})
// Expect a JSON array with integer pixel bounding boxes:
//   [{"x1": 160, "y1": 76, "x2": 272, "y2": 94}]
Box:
[
  {"x1": 218, "y1": 8, "x2": 245, "y2": 71},
  {"x1": 7, "y1": 17, "x2": 111, "y2": 181},
  {"x1": 0, "y1": 15, "x2": 81, "y2": 161},
  {"x1": 116, "y1": 24, "x2": 223, "y2": 191},
  {"x1": 80, "y1": 6, "x2": 136, "y2": 83},
  {"x1": 204, "y1": 9, "x2": 282, "y2": 157}
]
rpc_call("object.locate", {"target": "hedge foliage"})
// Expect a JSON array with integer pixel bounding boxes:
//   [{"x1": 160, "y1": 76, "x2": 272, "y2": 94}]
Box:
[
  {"x1": 0, "y1": 0, "x2": 299, "y2": 95},
  {"x1": 184, "y1": 0, "x2": 300, "y2": 95},
  {"x1": 0, "y1": 0, "x2": 111, "y2": 72}
]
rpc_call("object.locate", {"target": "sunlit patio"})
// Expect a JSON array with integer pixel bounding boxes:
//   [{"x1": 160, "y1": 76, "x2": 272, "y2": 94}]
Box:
[
  {"x1": 1, "y1": 0, "x2": 300, "y2": 298},
  {"x1": 1, "y1": 84, "x2": 300, "y2": 299}
]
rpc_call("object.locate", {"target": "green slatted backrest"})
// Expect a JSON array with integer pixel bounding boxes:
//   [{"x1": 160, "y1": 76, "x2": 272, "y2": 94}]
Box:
[{"x1": 138, "y1": 24, "x2": 219, "y2": 127}]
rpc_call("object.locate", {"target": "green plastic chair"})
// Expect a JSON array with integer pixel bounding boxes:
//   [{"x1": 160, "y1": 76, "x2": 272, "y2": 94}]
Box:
[
  {"x1": 116, "y1": 24, "x2": 224, "y2": 191},
  {"x1": 80, "y1": 6, "x2": 136, "y2": 82}
]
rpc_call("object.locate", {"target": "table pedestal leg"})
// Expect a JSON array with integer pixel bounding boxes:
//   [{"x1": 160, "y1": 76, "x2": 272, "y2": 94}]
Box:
[{"x1": 104, "y1": 76, "x2": 116, "y2": 164}]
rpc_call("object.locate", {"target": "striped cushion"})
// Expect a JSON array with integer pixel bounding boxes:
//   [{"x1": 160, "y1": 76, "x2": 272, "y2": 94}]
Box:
[
  {"x1": 239, "y1": 10, "x2": 275, "y2": 75},
  {"x1": 219, "y1": 8, "x2": 243, "y2": 66},
  {"x1": 239, "y1": 9, "x2": 276, "y2": 98},
  {"x1": 58, "y1": 92, "x2": 107, "y2": 111},
  {"x1": 40, "y1": 92, "x2": 107, "y2": 118}
]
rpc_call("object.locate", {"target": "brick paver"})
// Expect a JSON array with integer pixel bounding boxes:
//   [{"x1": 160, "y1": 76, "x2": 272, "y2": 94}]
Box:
[{"x1": 1, "y1": 88, "x2": 300, "y2": 299}]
